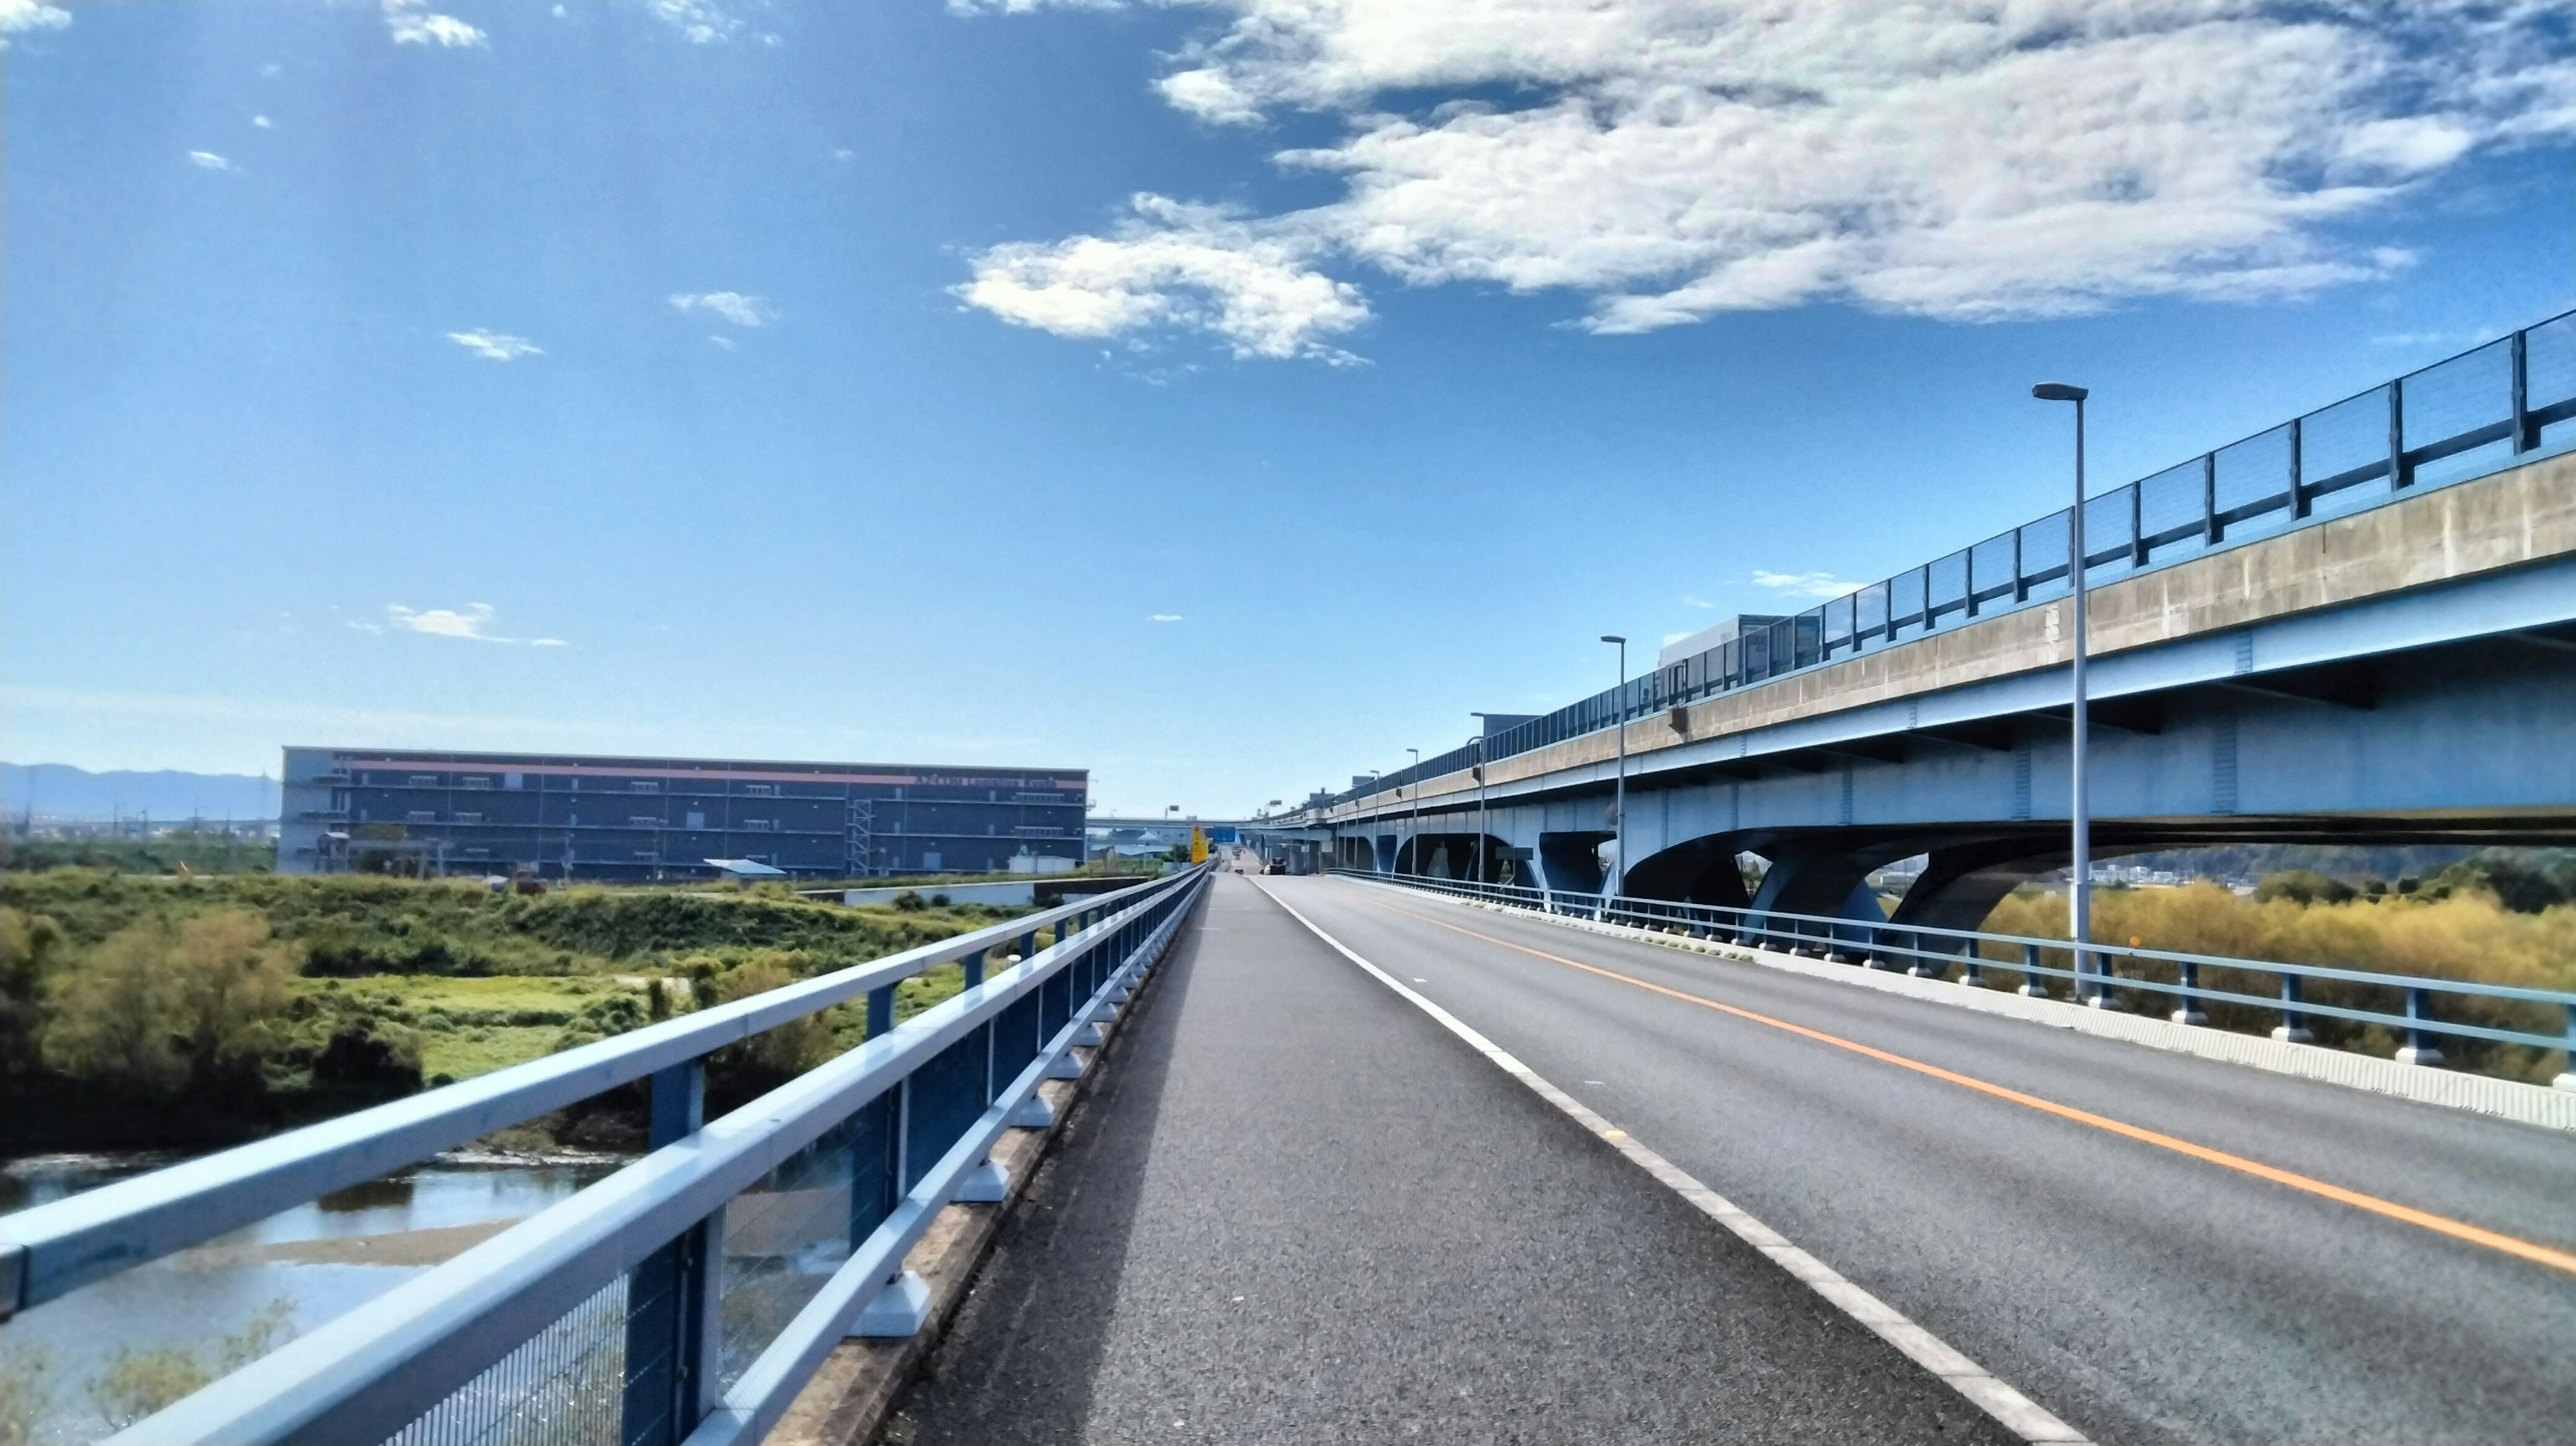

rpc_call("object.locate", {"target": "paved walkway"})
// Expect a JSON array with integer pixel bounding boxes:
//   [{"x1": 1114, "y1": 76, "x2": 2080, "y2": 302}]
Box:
[{"x1": 875, "y1": 873, "x2": 2021, "y2": 1445}]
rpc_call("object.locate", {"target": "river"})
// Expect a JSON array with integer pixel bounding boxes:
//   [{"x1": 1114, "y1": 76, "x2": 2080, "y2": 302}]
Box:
[{"x1": 0, "y1": 1151, "x2": 623, "y2": 1445}]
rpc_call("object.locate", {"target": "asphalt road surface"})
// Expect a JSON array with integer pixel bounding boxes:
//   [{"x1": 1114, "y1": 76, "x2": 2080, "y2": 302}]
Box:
[
  {"x1": 1223, "y1": 875, "x2": 2576, "y2": 1445},
  {"x1": 879, "y1": 871, "x2": 2027, "y2": 1445}
]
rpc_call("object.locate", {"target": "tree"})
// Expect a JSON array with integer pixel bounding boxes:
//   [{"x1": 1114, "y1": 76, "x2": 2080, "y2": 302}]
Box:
[
  {"x1": 44, "y1": 909, "x2": 294, "y2": 1096},
  {"x1": 0, "y1": 907, "x2": 64, "y2": 1076}
]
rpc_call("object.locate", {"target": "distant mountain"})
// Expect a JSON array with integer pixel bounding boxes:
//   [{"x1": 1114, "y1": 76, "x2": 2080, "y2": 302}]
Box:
[{"x1": 1, "y1": 763, "x2": 280, "y2": 822}]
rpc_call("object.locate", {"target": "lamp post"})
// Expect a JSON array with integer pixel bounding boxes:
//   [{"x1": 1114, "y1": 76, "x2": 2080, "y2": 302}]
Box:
[
  {"x1": 1468, "y1": 714, "x2": 1495, "y2": 885},
  {"x1": 2031, "y1": 382, "x2": 2096, "y2": 1004},
  {"x1": 1601, "y1": 635, "x2": 1628, "y2": 901},
  {"x1": 1405, "y1": 746, "x2": 1422, "y2": 874}
]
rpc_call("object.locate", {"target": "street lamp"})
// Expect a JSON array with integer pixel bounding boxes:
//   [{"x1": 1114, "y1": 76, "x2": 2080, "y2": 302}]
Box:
[
  {"x1": 1405, "y1": 746, "x2": 1421, "y2": 874},
  {"x1": 1601, "y1": 635, "x2": 1628, "y2": 901},
  {"x1": 2031, "y1": 381, "x2": 2096, "y2": 1004},
  {"x1": 1468, "y1": 714, "x2": 1495, "y2": 885}
]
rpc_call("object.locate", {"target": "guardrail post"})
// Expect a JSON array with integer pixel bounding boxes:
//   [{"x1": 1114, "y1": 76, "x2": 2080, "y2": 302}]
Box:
[
  {"x1": 866, "y1": 983, "x2": 896, "y2": 1040},
  {"x1": 1958, "y1": 942, "x2": 1982, "y2": 989},
  {"x1": 2018, "y1": 942, "x2": 2045, "y2": 998},
  {"x1": 623, "y1": 1060, "x2": 720, "y2": 1446},
  {"x1": 2395, "y1": 988, "x2": 2444, "y2": 1067},
  {"x1": 2555, "y1": 1005, "x2": 2575, "y2": 1092},
  {"x1": 963, "y1": 946, "x2": 986, "y2": 989},
  {"x1": 2171, "y1": 961, "x2": 2207, "y2": 1025},
  {"x1": 1018, "y1": 930, "x2": 1038, "y2": 965},
  {"x1": 2273, "y1": 973, "x2": 2313, "y2": 1044}
]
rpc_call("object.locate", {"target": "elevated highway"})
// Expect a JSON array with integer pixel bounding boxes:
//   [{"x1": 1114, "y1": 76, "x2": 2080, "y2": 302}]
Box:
[{"x1": 1282, "y1": 317, "x2": 2576, "y2": 933}]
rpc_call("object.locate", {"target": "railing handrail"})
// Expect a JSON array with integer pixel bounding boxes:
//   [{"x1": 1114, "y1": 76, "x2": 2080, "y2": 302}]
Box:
[
  {"x1": 109, "y1": 866, "x2": 1210, "y2": 1446},
  {"x1": 1308, "y1": 310, "x2": 2576, "y2": 821},
  {"x1": 1336, "y1": 869, "x2": 2576, "y2": 1058},
  {"x1": 0, "y1": 869, "x2": 1191, "y2": 1319}
]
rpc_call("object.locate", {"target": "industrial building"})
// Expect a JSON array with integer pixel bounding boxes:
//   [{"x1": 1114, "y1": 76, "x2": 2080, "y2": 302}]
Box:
[{"x1": 277, "y1": 746, "x2": 1087, "y2": 881}]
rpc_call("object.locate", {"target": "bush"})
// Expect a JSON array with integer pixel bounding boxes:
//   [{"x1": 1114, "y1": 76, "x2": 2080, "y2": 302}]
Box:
[
  {"x1": 891, "y1": 890, "x2": 927, "y2": 913},
  {"x1": 2253, "y1": 870, "x2": 2355, "y2": 905},
  {"x1": 44, "y1": 909, "x2": 294, "y2": 1097}
]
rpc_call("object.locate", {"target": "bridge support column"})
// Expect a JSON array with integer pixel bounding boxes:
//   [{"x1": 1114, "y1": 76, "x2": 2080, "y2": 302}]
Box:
[{"x1": 1747, "y1": 846, "x2": 1886, "y2": 963}]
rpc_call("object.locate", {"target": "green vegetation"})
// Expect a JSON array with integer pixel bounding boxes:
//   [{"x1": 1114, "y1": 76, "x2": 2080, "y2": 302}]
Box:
[
  {"x1": 0, "y1": 1341, "x2": 46, "y2": 1446},
  {"x1": 0, "y1": 832, "x2": 276, "y2": 875},
  {"x1": 0, "y1": 871, "x2": 1034, "y2": 1156},
  {"x1": 85, "y1": 1298, "x2": 294, "y2": 1432},
  {"x1": 1977, "y1": 860, "x2": 2576, "y2": 1082}
]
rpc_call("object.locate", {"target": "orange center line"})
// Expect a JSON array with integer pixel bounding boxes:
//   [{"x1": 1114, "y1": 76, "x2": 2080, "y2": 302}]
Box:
[{"x1": 1365, "y1": 895, "x2": 2576, "y2": 1280}]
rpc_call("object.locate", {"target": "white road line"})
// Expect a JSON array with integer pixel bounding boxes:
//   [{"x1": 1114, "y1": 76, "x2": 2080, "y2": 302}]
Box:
[{"x1": 1251, "y1": 879, "x2": 2092, "y2": 1446}]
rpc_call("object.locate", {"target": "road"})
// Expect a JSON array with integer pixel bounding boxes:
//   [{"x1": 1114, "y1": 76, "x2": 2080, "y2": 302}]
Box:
[
  {"x1": 1246, "y1": 875, "x2": 2576, "y2": 1445},
  {"x1": 878, "y1": 870, "x2": 2029, "y2": 1445}
]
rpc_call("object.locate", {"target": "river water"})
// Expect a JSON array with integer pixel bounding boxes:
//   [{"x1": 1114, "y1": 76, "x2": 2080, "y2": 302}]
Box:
[{"x1": 0, "y1": 1151, "x2": 623, "y2": 1445}]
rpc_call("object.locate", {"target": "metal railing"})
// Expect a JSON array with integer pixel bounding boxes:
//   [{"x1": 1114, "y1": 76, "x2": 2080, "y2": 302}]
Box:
[
  {"x1": 0, "y1": 865, "x2": 1211, "y2": 1446},
  {"x1": 1336, "y1": 869, "x2": 2576, "y2": 1086},
  {"x1": 1321, "y1": 312, "x2": 2576, "y2": 815}
]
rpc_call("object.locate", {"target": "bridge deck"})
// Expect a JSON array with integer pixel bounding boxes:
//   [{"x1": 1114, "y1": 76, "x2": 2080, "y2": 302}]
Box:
[
  {"x1": 883, "y1": 873, "x2": 2576, "y2": 1445},
  {"x1": 875, "y1": 872, "x2": 2021, "y2": 1444}
]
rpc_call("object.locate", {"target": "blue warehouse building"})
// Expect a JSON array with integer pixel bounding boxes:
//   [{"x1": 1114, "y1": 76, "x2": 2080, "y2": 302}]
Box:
[{"x1": 278, "y1": 746, "x2": 1087, "y2": 881}]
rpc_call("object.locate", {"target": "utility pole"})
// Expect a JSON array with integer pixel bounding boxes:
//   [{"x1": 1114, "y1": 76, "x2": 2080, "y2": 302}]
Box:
[
  {"x1": 1405, "y1": 747, "x2": 1421, "y2": 873},
  {"x1": 1601, "y1": 636, "x2": 1629, "y2": 900},
  {"x1": 2033, "y1": 382, "x2": 2096, "y2": 1003}
]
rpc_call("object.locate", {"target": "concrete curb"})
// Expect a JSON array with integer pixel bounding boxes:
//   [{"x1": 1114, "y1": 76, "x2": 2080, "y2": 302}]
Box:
[
  {"x1": 1375, "y1": 884, "x2": 2576, "y2": 1135},
  {"x1": 761, "y1": 888, "x2": 1206, "y2": 1446}
]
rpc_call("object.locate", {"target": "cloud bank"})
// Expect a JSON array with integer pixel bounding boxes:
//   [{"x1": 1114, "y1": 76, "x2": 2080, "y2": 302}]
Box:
[
  {"x1": 669, "y1": 291, "x2": 779, "y2": 327},
  {"x1": 956, "y1": 1, "x2": 2576, "y2": 361},
  {"x1": 360, "y1": 604, "x2": 567, "y2": 646},
  {"x1": 0, "y1": 1, "x2": 70, "y2": 50},
  {"x1": 448, "y1": 329, "x2": 543, "y2": 361},
  {"x1": 383, "y1": 0, "x2": 486, "y2": 48}
]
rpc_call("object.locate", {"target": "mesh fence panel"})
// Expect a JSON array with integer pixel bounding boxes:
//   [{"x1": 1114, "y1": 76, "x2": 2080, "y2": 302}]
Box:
[
  {"x1": 2212, "y1": 423, "x2": 2294, "y2": 523},
  {"x1": 1890, "y1": 567, "x2": 1927, "y2": 628},
  {"x1": 1855, "y1": 581, "x2": 1888, "y2": 640},
  {"x1": 1927, "y1": 551, "x2": 1966, "y2": 620},
  {"x1": 2402, "y1": 338, "x2": 2508, "y2": 450},
  {"x1": 2298, "y1": 387, "x2": 2384, "y2": 491},
  {"x1": 2405, "y1": 339, "x2": 2515, "y2": 490},
  {"x1": 715, "y1": 1115, "x2": 863, "y2": 1395},
  {"x1": 382, "y1": 1277, "x2": 630, "y2": 1446},
  {"x1": 1969, "y1": 533, "x2": 2016, "y2": 604},
  {"x1": 2019, "y1": 510, "x2": 2070, "y2": 595},
  {"x1": 2137, "y1": 460, "x2": 2204, "y2": 553},
  {"x1": 2530, "y1": 315, "x2": 2576, "y2": 421},
  {"x1": 2082, "y1": 488, "x2": 2134, "y2": 574}
]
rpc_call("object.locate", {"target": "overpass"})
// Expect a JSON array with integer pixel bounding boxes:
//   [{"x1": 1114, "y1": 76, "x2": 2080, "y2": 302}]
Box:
[{"x1": 1273, "y1": 313, "x2": 2576, "y2": 934}]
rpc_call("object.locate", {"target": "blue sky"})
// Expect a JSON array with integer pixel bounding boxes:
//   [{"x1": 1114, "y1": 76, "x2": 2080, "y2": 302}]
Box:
[{"x1": 3, "y1": 1, "x2": 2569, "y2": 817}]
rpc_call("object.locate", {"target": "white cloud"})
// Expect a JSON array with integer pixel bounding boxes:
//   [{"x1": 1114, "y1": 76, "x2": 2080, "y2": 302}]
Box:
[
  {"x1": 384, "y1": 0, "x2": 487, "y2": 48},
  {"x1": 252, "y1": 115, "x2": 273, "y2": 129},
  {"x1": 833, "y1": 148, "x2": 855, "y2": 162},
  {"x1": 1680, "y1": 594, "x2": 1714, "y2": 610},
  {"x1": 647, "y1": 1, "x2": 744, "y2": 44},
  {"x1": 0, "y1": 1, "x2": 70, "y2": 50},
  {"x1": 708, "y1": 334, "x2": 737, "y2": 351},
  {"x1": 189, "y1": 151, "x2": 233, "y2": 171},
  {"x1": 958, "y1": 2, "x2": 2576, "y2": 361},
  {"x1": 1751, "y1": 570, "x2": 1856, "y2": 601},
  {"x1": 1149, "y1": 613, "x2": 1184, "y2": 622},
  {"x1": 370, "y1": 603, "x2": 566, "y2": 645},
  {"x1": 447, "y1": 329, "x2": 543, "y2": 361},
  {"x1": 959, "y1": 194, "x2": 1369, "y2": 362},
  {"x1": 669, "y1": 291, "x2": 779, "y2": 327}
]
